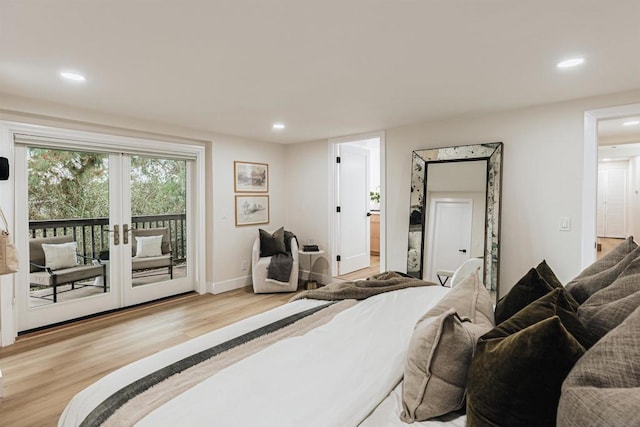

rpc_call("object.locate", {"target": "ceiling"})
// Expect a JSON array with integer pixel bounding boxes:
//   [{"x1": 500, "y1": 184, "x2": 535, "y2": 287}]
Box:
[{"x1": 2, "y1": 1, "x2": 640, "y2": 144}]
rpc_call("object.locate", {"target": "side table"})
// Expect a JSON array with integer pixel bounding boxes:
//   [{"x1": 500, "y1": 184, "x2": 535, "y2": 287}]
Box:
[{"x1": 298, "y1": 249, "x2": 325, "y2": 290}]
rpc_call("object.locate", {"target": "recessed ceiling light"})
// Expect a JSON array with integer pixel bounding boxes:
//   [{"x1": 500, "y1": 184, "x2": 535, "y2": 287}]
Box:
[
  {"x1": 272, "y1": 123, "x2": 285, "y2": 130},
  {"x1": 60, "y1": 71, "x2": 86, "y2": 82},
  {"x1": 557, "y1": 57, "x2": 585, "y2": 68},
  {"x1": 623, "y1": 120, "x2": 640, "y2": 126}
]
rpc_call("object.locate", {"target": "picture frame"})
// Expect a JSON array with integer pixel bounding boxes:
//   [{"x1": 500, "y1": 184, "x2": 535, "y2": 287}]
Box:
[
  {"x1": 235, "y1": 195, "x2": 270, "y2": 226},
  {"x1": 234, "y1": 161, "x2": 269, "y2": 193}
]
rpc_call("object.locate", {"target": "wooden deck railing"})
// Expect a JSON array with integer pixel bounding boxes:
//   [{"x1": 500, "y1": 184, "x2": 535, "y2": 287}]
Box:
[{"x1": 29, "y1": 214, "x2": 187, "y2": 263}]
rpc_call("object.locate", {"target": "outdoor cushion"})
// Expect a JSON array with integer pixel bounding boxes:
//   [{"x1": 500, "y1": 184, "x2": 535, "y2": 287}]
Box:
[{"x1": 42, "y1": 242, "x2": 78, "y2": 270}]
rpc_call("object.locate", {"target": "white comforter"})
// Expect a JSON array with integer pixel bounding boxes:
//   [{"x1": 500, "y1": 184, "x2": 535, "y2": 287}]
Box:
[{"x1": 60, "y1": 286, "x2": 451, "y2": 427}]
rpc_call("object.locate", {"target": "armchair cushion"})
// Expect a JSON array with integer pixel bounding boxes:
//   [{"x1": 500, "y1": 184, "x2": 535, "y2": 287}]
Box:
[
  {"x1": 135, "y1": 235, "x2": 164, "y2": 258},
  {"x1": 259, "y1": 227, "x2": 286, "y2": 257},
  {"x1": 42, "y1": 241, "x2": 78, "y2": 270}
]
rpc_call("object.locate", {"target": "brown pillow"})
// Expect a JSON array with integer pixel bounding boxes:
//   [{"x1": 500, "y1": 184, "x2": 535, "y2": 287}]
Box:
[
  {"x1": 566, "y1": 237, "x2": 639, "y2": 304},
  {"x1": 400, "y1": 273, "x2": 494, "y2": 422},
  {"x1": 557, "y1": 305, "x2": 640, "y2": 427},
  {"x1": 258, "y1": 227, "x2": 286, "y2": 257},
  {"x1": 494, "y1": 268, "x2": 555, "y2": 324},
  {"x1": 536, "y1": 260, "x2": 579, "y2": 310},
  {"x1": 466, "y1": 316, "x2": 585, "y2": 427},
  {"x1": 578, "y1": 254, "x2": 640, "y2": 340},
  {"x1": 485, "y1": 288, "x2": 596, "y2": 349}
]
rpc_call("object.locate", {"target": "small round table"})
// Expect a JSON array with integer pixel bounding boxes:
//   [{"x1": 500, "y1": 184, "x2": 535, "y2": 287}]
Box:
[{"x1": 298, "y1": 249, "x2": 325, "y2": 290}]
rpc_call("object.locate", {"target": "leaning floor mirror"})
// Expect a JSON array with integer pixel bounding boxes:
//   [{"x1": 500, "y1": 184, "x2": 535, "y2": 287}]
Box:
[{"x1": 407, "y1": 142, "x2": 503, "y2": 300}]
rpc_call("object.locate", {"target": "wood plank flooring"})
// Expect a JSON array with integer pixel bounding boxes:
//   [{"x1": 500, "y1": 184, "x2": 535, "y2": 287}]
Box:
[
  {"x1": 337, "y1": 255, "x2": 381, "y2": 281},
  {"x1": 0, "y1": 288, "x2": 297, "y2": 427},
  {"x1": 597, "y1": 237, "x2": 624, "y2": 259}
]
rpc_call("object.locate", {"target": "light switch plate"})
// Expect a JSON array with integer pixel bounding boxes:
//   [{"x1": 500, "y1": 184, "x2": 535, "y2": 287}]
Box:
[{"x1": 559, "y1": 216, "x2": 571, "y2": 231}]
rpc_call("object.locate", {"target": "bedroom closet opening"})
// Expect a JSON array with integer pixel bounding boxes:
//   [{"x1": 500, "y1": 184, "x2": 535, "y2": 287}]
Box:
[{"x1": 11, "y1": 125, "x2": 204, "y2": 332}]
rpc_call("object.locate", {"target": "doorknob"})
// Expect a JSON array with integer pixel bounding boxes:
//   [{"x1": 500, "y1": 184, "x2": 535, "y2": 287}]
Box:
[
  {"x1": 109, "y1": 224, "x2": 120, "y2": 246},
  {"x1": 458, "y1": 249, "x2": 467, "y2": 253}
]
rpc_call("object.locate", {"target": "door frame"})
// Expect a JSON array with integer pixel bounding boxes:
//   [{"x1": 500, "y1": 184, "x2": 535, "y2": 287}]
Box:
[
  {"x1": 424, "y1": 197, "x2": 473, "y2": 282},
  {"x1": 328, "y1": 131, "x2": 386, "y2": 278},
  {"x1": 583, "y1": 103, "x2": 640, "y2": 269},
  {"x1": 0, "y1": 121, "x2": 206, "y2": 343}
]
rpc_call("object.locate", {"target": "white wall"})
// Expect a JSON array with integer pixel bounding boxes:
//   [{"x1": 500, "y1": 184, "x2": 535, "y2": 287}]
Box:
[
  {"x1": 209, "y1": 135, "x2": 287, "y2": 293},
  {"x1": 284, "y1": 140, "x2": 332, "y2": 281},
  {"x1": 385, "y1": 91, "x2": 640, "y2": 296},
  {"x1": 286, "y1": 90, "x2": 640, "y2": 297}
]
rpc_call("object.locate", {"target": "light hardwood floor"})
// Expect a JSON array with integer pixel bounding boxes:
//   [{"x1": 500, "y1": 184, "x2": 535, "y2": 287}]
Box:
[
  {"x1": 337, "y1": 255, "x2": 381, "y2": 281},
  {"x1": 0, "y1": 288, "x2": 298, "y2": 426},
  {"x1": 597, "y1": 237, "x2": 624, "y2": 260}
]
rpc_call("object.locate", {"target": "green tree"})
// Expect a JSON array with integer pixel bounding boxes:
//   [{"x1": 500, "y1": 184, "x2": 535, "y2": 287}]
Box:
[{"x1": 28, "y1": 149, "x2": 186, "y2": 220}]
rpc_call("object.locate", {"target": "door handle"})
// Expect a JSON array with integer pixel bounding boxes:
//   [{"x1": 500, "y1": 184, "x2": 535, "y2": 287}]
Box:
[
  {"x1": 367, "y1": 212, "x2": 372, "y2": 217},
  {"x1": 458, "y1": 249, "x2": 467, "y2": 253},
  {"x1": 109, "y1": 224, "x2": 120, "y2": 246},
  {"x1": 123, "y1": 224, "x2": 129, "y2": 244}
]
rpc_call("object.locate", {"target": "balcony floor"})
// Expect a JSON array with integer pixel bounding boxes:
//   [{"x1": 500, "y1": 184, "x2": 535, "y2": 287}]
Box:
[{"x1": 29, "y1": 265, "x2": 187, "y2": 307}]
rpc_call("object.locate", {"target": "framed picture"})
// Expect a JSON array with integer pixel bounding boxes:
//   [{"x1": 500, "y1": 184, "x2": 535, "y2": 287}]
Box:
[
  {"x1": 234, "y1": 161, "x2": 268, "y2": 193},
  {"x1": 235, "y1": 195, "x2": 270, "y2": 226}
]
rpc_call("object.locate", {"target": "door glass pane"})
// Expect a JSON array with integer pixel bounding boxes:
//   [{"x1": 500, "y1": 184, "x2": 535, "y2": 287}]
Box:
[
  {"x1": 130, "y1": 156, "x2": 187, "y2": 287},
  {"x1": 27, "y1": 147, "x2": 110, "y2": 307}
]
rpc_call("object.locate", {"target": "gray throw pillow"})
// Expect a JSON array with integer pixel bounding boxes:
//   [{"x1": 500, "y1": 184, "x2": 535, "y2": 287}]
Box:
[
  {"x1": 400, "y1": 272, "x2": 494, "y2": 422},
  {"x1": 578, "y1": 254, "x2": 640, "y2": 340},
  {"x1": 557, "y1": 305, "x2": 640, "y2": 427},
  {"x1": 566, "y1": 242, "x2": 640, "y2": 304}
]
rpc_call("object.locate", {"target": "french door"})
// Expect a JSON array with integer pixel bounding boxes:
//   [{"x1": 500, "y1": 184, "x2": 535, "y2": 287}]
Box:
[{"x1": 15, "y1": 135, "x2": 198, "y2": 332}]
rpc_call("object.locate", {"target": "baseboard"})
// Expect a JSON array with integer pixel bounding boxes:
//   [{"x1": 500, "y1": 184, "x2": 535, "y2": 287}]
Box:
[{"x1": 208, "y1": 275, "x2": 251, "y2": 294}]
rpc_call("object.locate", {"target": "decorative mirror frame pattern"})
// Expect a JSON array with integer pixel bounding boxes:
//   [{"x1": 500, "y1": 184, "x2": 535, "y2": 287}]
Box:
[{"x1": 407, "y1": 142, "x2": 503, "y2": 294}]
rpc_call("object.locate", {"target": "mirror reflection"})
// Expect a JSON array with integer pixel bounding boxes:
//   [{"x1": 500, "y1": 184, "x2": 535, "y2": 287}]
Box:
[{"x1": 408, "y1": 143, "x2": 503, "y2": 300}]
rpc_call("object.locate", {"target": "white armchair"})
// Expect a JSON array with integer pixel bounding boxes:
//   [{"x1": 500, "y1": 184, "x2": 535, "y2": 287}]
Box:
[{"x1": 252, "y1": 235, "x2": 299, "y2": 293}]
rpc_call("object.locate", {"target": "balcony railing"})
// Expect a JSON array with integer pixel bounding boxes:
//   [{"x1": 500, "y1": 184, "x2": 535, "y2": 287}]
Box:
[{"x1": 29, "y1": 214, "x2": 187, "y2": 264}]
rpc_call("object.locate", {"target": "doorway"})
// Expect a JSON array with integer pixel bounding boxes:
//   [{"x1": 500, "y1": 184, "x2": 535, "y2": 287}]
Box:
[
  {"x1": 12, "y1": 127, "x2": 203, "y2": 332},
  {"x1": 583, "y1": 104, "x2": 640, "y2": 267},
  {"x1": 329, "y1": 132, "x2": 385, "y2": 281}
]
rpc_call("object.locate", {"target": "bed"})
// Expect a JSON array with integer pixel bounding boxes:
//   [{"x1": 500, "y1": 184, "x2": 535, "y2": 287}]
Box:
[
  {"x1": 59, "y1": 276, "x2": 466, "y2": 427},
  {"x1": 59, "y1": 247, "x2": 640, "y2": 427}
]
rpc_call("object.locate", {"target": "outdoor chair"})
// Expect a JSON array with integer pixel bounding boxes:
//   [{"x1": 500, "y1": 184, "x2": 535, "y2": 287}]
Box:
[
  {"x1": 29, "y1": 235, "x2": 107, "y2": 303},
  {"x1": 131, "y1": 227, "x2": 173, "y2": 279}
]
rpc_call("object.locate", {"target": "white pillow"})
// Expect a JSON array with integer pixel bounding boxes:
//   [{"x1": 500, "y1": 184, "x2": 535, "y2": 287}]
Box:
[
  {"x1": 42, "y1": 242, "x2": 78, "y2": 270},
  {"x1": 135, "y1": 235, "x2": 164, "y2": 258}
]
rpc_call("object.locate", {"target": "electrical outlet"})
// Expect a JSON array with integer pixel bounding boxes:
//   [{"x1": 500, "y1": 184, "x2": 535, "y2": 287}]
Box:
[{"x1": 240, "y1": 260, "x2": 248, "y2": 271}]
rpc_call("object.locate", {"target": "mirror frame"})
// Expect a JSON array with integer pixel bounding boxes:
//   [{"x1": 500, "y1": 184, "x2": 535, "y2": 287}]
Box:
[{"x1": 407, "y1": 142, "x2": 503, "y2": 295}]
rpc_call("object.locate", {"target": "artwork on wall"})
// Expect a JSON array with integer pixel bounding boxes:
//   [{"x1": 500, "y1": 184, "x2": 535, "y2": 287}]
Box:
[
  {"x1": 235, "y1": 195, "x2": 270, "y2": 226},
  {"x1": 234, "y1": 161, "x2": 269, "y2": 193}
]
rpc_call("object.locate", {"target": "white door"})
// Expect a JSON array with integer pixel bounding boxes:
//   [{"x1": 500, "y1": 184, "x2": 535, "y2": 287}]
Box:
[
  {"x1": 338, "y1": 144, "x2": 370, "y2": 275},
  {"x1": 597, "y1": 167, "x2": 626, "y2": 238},
  {"x1": 16, "y1": 144, "x2": 195, "y2": 331},
  {"x1": 425, "y1": 199, "x2": 473, "y2": 283}
]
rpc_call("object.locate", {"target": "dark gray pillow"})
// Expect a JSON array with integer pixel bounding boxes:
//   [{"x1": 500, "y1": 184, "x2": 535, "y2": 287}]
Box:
[
  {"x1": 494, "y1": 268, "x2": 555, "y2": 324},
  {"x1": 536, "y1": 260, "x2": 579, "y2": 310},
  {"x1": 578, "y1": 254, "x2": 640, "y2": 340},
  {"x1": 557, "y1": 305, "x2": 640, "y2": 427},
  {"x1": 566, "y1": 243, "x2": 640, "y2": 304},
  {"x1": 258, "y1": 227, "x2": 286, "y2": 257}
]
